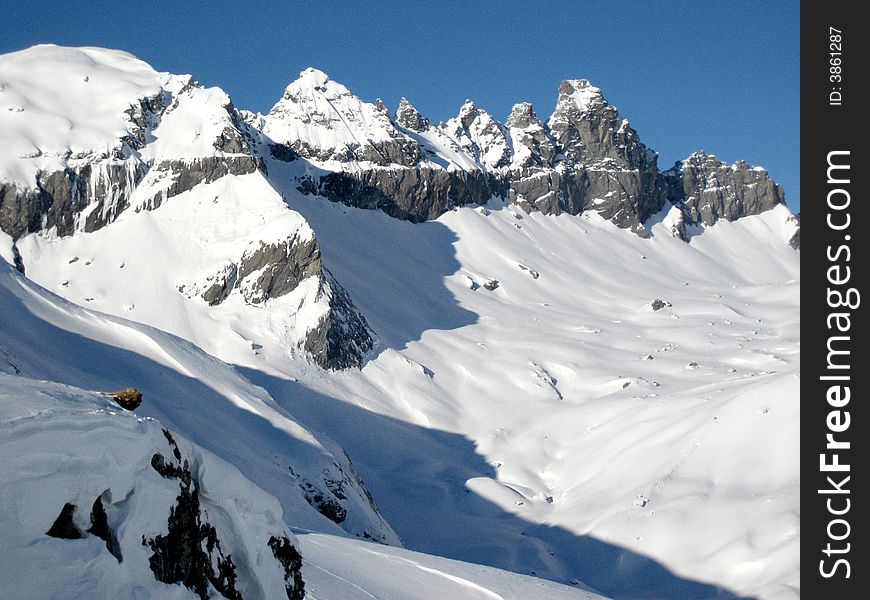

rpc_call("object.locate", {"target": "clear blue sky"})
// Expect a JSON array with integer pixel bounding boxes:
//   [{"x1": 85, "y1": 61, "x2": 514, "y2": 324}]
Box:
[{"x1": 2, "y1": 0, "x2": 799, "y2": 211}]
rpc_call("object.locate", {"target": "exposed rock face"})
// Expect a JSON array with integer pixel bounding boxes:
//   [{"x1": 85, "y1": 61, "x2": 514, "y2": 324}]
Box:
[
  {"x1": 395, "y1": 97, "x2": 430, "y2": 132},
  {"x1": 664, "y1": 152, "x2": 786, "y2": 226},
  {"x1": 0, "y1": 161, "x2": 147, "y2": 239},
  {"x1": 46, "y1": 503, "x2": 83, "y2": 539},
  {"x1": 307, "y1": 166, "x2": 497, "y2": 223},
  {"x1": 268, "y1": 536, "x2": 305, "y2": 600},
  {"x1": 264, "y1": 72, "x2": 791, "y2": 239},
  {"x1": 146, "y1": 156, "x2": 261, "y2": 210},
  {"x1": 236, "y1": 234, "x2": 322, "y2": 305},
  {"x1": 304, "y1": 272, "x2": 374, "y2": 370},
  {"x1": 146, "y1": 430, "x2": 244, "y2": 600},
  {"x1": 506, "y1": 103, "x2": 556, "y2": 168}
]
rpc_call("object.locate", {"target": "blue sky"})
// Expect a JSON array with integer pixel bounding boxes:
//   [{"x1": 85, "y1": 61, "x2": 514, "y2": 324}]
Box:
[{"x1": 2, "y1": 0, "x2": 799, "y2": 211}]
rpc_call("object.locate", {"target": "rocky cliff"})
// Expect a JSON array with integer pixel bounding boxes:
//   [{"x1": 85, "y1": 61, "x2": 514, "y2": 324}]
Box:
[{"x1": 260, "y1": 70, "x2": 794, "y2": 240}]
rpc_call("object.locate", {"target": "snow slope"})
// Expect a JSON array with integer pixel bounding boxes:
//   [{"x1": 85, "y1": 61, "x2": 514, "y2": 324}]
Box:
[
  {"x1": 236, "y1": 186, "x2": 801, "y2": 600},
  {"x1": 0, "y1": 45, "x2": 163, "y2": 187},
  {"x1": 0, "y1": 263, "x2": 605, "y2": 599}
]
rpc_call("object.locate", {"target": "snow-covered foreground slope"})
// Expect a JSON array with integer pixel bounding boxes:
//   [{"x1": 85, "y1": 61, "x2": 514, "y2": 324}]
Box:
[{"x1": 0, "y1": 263, "x2": 605, "y2": 599}]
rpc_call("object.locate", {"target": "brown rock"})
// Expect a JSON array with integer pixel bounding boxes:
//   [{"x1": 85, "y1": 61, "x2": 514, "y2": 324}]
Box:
[{"x1": 104, "y1": 387, "x2": 142, "y2": 411}]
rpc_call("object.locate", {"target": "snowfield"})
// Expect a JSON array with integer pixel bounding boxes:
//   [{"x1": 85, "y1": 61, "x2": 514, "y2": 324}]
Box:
[{"x1": 1, "y1": 44, "x2": 799, "y2": 600}]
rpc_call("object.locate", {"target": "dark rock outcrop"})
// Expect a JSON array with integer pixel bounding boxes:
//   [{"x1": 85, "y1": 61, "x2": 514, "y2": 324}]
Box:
[
  {"x1": 650, "y1": 299, "x2": 672, "y2": 311},
  {"x1": 304, "y1": 272, "x2": 373, "y2": 370},
  {"x1": 308, "y1": 166, "x2": 497, "y2": 223},
  {"x1": 88, "y1": 495, "x2": 121, "y2": 562},
  {"x1": 268, "y1": 536, "x2": 305, "y2": 600},
  {"x1": 145, "y1": 156, "x2": 261, "y2": 211},
  {"x1": 0, "y1": 161, "x2": 147, "y2": 239},
  {"x1": 236, "y1": 234, "x2": 321, "y2": 305},
  {"x1": 664, "y1": 152, "x2": 785, "y2": 226},
  {"x1": 298, "y1": 477, "x2": 347, "y2": 524},
  {"x1": 46, "y1": 495, "x2": 121, "y2": 563},
  {"x1": 46, "y1": 503, "x2": 83, "y2": 539},
  {"x1": 146, "y1": 431, "x2": 244, "y2": 600}
]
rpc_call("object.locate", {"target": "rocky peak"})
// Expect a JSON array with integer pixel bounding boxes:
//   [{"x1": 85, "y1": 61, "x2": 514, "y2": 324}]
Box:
[
  {"x1": 555, "y1": 79, "x2": 608, "y2": 114},
  {"x1": 457, "y1": 99, "x2": 479, "y2": 129},
  {"x1": 505, "y1": 102, "x2": 539, "y2": 129},
  {"x1": 287, "y1": 66, "x2": 333, "y2": 95},
  {"x1": 548, "y1": 78, "x2": 651, "y2": 170},
  {"x1": 665, "y1": 151, "x2": 786, "y2": 226},
  {"x1": 505, "y1": 102, "x2": 556, "y2": 169},
  {"x1": 395, "y1": 97, "x2": 431, "y2": 132},
  {"x1": 264, "y1": 68, "x2": 421, "y2": 167},
  {"x1": 444, "y1": 100, "x2": 511, "y2": 171}
]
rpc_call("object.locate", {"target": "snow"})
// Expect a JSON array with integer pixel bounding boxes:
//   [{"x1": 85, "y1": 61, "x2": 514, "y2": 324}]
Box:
[
  {"x1": 230, "y1": 186, "x2": 800, "y2": 600},
  {"x1": 0, "y1": 45, "x2": 163, "y2": 187},
  {"x1": 441, "y1": 100, "x2": 512, "y2": 171},
  {"x1": 0, "y1": 258, "x2": 606, "y2": 597},
  {"x1": 17, "y1": 171, "x2": 326, "y2": 363},
  {"x1": 1, "y1": 44, "x2": 800, "y2": 600},
  {"x1": 140, "y1": 84, "x2": 244, "y2": 161},
  {"x1": 8, "y1": 184, "x2": 800, "y2": 598}
]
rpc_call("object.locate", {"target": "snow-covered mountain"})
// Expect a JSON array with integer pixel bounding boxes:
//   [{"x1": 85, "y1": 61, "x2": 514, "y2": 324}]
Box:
[{"x1": 1, "y1": 45, "x2": 799, "y2": 599}]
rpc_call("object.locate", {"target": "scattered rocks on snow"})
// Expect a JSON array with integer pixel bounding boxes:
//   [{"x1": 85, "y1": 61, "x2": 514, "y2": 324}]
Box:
[
  {"x1": 298, "y1": 477, "x2": 348, "y2": 524},
  {"x1": 649, "y1": 299, "x2": 671, "y2": 311},
  {"x1": 483, "y1": 279, "x2": 499, "y2": 291},
  {"x1": 517, "y1": 264, "x2": 540, "y2": 279}
]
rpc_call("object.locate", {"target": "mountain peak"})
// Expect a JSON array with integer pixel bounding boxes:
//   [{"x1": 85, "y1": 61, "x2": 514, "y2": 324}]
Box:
[
  {"x1": 556, "y1": 78, "x2": 607, "y2": 113},
  {"x1": 395, "y1": 97, "x2": 431, "y2": 132},
  {"x1": 506, "y1": 102, "x2": 541, "y2": 129},
  {"x1": 457, "y1": 99, "x2": 480, "y2": 128},
  {"x1": 280, "y1": 67, "x2": 354, "y2": 101},
  {"x1": 296, "y1": 66, "x2": 330, "y2": 88}
]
